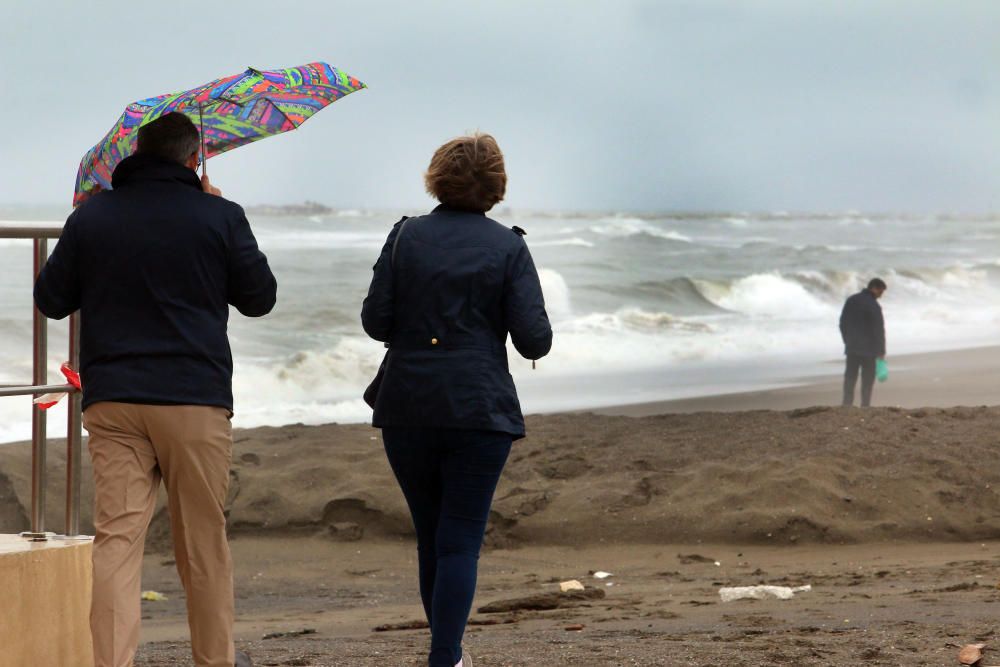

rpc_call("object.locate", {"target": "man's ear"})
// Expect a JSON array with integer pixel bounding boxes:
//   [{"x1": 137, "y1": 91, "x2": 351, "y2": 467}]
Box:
[{"x1": 186, "y1": 152, "x2": 199, "y2": 171}]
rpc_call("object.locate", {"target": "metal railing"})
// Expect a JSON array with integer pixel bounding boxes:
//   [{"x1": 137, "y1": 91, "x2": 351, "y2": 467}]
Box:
[{"x1": 0, "y1": 222, "x2": 83, "y2": 540}]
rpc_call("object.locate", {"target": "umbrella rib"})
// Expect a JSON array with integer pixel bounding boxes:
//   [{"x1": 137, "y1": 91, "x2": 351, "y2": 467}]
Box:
[
  {"x1": 264, "y1": 96, "x2": 300, "y2": 130},
  {"x1": 264, "y1": 82, "x2": 348, "y2": 129},
  {"x1": 191, "y1": 95, "x2": 244, "y2": 112}
]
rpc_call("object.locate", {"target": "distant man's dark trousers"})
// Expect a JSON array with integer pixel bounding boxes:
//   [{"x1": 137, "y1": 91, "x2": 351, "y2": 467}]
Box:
[{"x1": 843, "y1": 354, "x2": 876, "y2": 407}]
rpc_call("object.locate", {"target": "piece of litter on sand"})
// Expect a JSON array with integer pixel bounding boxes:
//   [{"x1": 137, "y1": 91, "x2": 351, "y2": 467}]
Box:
[
  {"x1": 262, "y1": 628, "x2": 317, "y2": 640},
  {"x1": 560, "y1": 579, "x2": 585, "y2": 592},
  {"x1": 467, "y1": 617, "x2": 517, "y2": 627},
  {"x1": 565, "y1": 624, "x2": 585, "y2": 631},
  {"x1": 718, "y1": 584, "x2": 812, "y2": 602},
  {"x1": 677, "y1": 553, "x2": 716, "y2": 564},
  {"x1": 478, "y1": 588, "x2": 606, "y2": 614},
  {"x1": 140, "y1": 591, "x2": 167, "y2": 602},
  {"x1": 373, "y1": 620, "x2": 430, "y2": 633},
  {"x1": 592, "y1": 571, "x2": 613, "y2": 579},
  {"x1": 959, "y1": 643, "x2": 986, "y2": 665}
]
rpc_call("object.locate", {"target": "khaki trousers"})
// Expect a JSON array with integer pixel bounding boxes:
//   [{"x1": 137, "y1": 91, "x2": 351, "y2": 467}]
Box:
[{"x1": 83, "y1": 402, "x2": 235, "y2": 667}]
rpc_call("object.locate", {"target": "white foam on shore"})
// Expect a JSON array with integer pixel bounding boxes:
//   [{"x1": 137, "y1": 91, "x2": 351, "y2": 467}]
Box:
[{"x1": 590, "y1": 218, "x2": 692, "y2": 242}]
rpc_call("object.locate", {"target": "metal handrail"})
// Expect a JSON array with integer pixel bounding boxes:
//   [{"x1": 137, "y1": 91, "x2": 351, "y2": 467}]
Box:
[
  {"x1": 0, "y1": 222, "x2": 83, "y2": 540},
  {"x1": 0, "y1": 222, "x2": 64, "y2": 239},
  {"x1": 0, "y1": 384, "x2": 77, "y2": 397}
]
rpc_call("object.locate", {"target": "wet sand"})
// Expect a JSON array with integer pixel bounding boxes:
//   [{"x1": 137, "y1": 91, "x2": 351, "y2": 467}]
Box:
[
  {"x1": 132, "y1": 539, "x2": 1000, "y2": 666},
  {"x1": 597, "y1": 345, "x2": 1000, "y2": 416}
]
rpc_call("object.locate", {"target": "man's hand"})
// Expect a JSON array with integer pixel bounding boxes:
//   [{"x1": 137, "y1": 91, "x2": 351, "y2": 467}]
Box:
[{"x1": 201, "y1": 174, "x2": 222, "y2": 197}]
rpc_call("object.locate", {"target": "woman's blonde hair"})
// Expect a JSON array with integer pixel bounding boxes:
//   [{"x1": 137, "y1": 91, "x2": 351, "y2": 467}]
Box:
[{"x1": 424, "y1": 133, "x2": 507, "y2": 212}]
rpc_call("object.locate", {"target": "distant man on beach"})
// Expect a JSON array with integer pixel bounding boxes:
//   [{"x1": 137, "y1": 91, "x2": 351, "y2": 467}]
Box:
[
  {"x1": 839, "y1": 278, "x2": 887, "y2": 408},
  {"x1": 34, "y1": 112, "x2": 274, "y2": 667}
]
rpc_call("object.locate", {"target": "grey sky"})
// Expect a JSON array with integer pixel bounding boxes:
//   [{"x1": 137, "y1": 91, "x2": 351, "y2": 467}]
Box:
[{"x1": 1, "y1": 1, "x2": 997, "y2": 212}]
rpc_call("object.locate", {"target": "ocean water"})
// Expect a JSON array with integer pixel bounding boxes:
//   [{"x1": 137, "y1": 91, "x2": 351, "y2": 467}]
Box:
[{"x1": 1, "y1": 208, "x2": 999, "y2": 443}]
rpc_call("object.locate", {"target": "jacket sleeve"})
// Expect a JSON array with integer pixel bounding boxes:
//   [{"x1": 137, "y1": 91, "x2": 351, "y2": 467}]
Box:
[
  {"x1": 503, "y1": 238, "x2": 553, "y2": 360},
  {"x1": 33, "y1": 211, "x2": 81, "y2": 320},
  {"x1": 361, "y1": 221, "x2": 404, "y2": 343},
  {"x1": 838, "y1": 300, "x2": 849, "y2": 344},
  {"x1": 227, "y1": 209, "x2": 277, "y2": 317},
  {"x1": 874, "y1": 304, "x2": 886, "y2": 357}
]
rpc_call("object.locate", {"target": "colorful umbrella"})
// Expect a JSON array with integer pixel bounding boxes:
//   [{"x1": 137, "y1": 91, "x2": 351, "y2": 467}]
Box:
[{"x1": 73, "y1": 61, "x2": 365, "y2": 207}]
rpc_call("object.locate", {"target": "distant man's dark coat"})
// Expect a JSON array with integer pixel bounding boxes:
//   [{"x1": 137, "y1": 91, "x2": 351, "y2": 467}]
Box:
[
  {"x1": 361, "y1": 205, "x2": 553, "y2": 438},
  {"x1": 34, "y1": 153, "x2": 277, "y2": 412},
  {"x1": 839, "y1": 289, "x2": 885, "y2": 358}
]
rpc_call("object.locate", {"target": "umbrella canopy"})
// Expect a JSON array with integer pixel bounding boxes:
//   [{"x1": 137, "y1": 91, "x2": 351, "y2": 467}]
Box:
[{"x1": 73, "y1": 61, "x2": 365, "y2": 207}]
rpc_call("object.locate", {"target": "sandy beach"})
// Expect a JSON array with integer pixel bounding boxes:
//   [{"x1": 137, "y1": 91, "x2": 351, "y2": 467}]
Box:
[
  {"x1": 598, "y1": 346, "x2": 1000, "y2": 416},
  {"x1": 2, "y1": 346, "x2": 1000, "y2": 665}
]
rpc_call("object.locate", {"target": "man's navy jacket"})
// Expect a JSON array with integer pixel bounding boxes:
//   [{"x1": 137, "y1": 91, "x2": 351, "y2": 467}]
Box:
[
  {"x1": 34, "y1": 153, "x2": 277, "y2": 412},
  {"x1": 839, "y1": 289, "x2": 886, "y2": 358},
  {"x1": 361, "y1": 205, "x2": 552, "y2": 438}
]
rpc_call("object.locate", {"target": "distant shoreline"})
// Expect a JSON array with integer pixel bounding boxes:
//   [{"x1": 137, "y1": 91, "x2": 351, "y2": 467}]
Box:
[
  {"x1": 593, "y1": 344, "x2": 1000, "y2": 416},
  {"x1": 243, "y1": 201, "x2": 334, "y2": 217}
]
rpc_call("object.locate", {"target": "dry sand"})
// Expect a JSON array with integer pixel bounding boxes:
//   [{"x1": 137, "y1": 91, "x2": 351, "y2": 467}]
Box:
[{"x1": 2, "y1": 347, "x2": 1000, "y2": 664}]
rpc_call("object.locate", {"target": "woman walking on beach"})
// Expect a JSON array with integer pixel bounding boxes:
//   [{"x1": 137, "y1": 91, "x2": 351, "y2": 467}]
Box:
[{"x1": 361, "y1": 133, "x2": 552, "y2": 667}]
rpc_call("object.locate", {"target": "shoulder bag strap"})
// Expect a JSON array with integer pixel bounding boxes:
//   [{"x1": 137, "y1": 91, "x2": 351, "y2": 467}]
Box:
[{"x1": 391, "y1": 216, "x2": 411, "y2": 268}]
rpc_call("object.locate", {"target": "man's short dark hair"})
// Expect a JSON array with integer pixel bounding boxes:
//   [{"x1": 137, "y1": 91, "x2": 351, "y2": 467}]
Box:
[
  {"x1": 868, "y1": 278, "x2": 887, "y2": 291},
  {"x1": 136, "y1": 112, "x2": 200, "y2": 166}
]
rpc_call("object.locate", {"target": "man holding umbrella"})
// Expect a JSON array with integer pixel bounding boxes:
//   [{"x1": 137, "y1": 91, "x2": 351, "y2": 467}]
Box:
[{"x1": 35, "y1": 112, "x2": 274, "y2": 667}]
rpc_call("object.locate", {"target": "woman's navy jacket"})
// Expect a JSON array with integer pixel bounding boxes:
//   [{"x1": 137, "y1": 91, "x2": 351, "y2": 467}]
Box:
[{"x1": 361, "y1": 205, "x2": 552, "y2": 438}]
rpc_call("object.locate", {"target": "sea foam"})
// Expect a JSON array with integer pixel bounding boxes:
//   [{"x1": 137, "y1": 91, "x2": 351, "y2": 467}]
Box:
[{"x1": 2, "y1": 211, "x2": 1000, "y2": 441}]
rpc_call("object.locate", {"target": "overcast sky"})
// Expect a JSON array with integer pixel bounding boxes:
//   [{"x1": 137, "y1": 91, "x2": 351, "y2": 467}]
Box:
[{"x1": 1, "y1": 1, "x2": 997, "y2": 213}]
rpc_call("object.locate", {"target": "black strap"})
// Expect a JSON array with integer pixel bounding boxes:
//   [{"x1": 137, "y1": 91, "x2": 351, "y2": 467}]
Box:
[
  {"x1": 391, "y1": 216, "x2": 411, "y2": 268},
  {"x1": 382, "y1": 217, "x2": 411, "y2": 350}
]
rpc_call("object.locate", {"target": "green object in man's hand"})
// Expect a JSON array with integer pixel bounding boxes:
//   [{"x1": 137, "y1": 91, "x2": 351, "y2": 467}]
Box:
[{"x1": 876, "y1": 358, "x2": 889, "y2": 383}]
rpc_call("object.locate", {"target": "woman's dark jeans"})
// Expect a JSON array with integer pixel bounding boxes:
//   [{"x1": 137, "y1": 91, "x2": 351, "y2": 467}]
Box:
[{"x1": 382, "y1": 427, "x2": 512, "y2": 667}]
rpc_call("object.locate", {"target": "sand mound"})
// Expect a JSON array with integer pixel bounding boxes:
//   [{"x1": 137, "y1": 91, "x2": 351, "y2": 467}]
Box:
[
  {"x1": 1, "y1": 407, "x2": 999, "y2": 548},
  {"x1": 0, "y1": 469, "x2": 27, "y2": 533},
  {"x1": 506, "y1": 406, "x2": 1000, "y2": 545}
]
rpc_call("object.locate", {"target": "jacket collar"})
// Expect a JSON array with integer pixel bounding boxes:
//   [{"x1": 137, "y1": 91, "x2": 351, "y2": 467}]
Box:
[
  {"x1": 111, "y1": 153, "x2": 201, "y2": 191},
  {"x1": 432, "y1": 203, "x2": 487, "y2": 216}
]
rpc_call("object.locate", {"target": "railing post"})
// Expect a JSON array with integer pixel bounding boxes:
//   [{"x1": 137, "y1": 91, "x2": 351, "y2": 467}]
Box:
[
  {"x1": 66, "y1": 312, "x2": 82, "y2": 537},
  {"x1": 1, "y1": 224, "x2": 84, "y2": 541},
  {"x1": 26, "y1": 238, "x2": 48, "y2": 540}
]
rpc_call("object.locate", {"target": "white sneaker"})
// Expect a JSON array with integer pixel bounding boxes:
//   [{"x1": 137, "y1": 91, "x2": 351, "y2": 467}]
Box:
[{"x1": 455, "y1": 653, "x2": 471, "y2": 667}]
